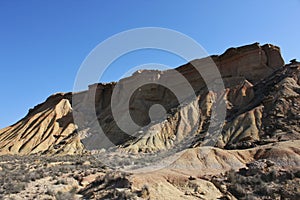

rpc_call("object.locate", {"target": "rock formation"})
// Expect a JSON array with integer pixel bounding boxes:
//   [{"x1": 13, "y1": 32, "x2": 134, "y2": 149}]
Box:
[
  {"x1": 0, "y1": 42, "x2": 299, "y2": 199},
  {"x1": 1, "y1": 42, "x2": 295, "y2": 156},
  {"x1": 0, "y1": 93, "x2": 84, "y2": 155}
]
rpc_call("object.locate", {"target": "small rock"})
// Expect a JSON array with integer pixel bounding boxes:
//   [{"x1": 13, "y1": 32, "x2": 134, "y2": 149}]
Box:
[{"x1": 82, "y1": 161, "x2": 91, "y2": 166}]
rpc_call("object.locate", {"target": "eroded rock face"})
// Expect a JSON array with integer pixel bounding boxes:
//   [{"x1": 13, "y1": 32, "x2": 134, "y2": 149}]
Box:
[
  {"x1": 0, "y1": 42, "x2": 299, "y2": 200},
  {"x1": 221, "y1": 63, "x2": 300, "y2": 150},
  {"x1": 0, "y1": 42, "x2": 293, "y2": 156},
  {"x1": 74, "y1": 42, "x2": 287, "y2": 154},
  {"x1": 0, "y1": 93, "x2": 84, "y2": 155},
  {"x1": 214, "y1": 43, "x2": 284, "y2": 83},
  {"x1": 176, "y1": 42, "x2": 284, "y2": 91}
]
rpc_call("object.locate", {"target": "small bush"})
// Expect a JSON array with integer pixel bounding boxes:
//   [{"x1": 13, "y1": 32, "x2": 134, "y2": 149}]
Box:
[
  {"x1": 54, "y1": 191, "x2": 75, "y2": 200},
  {"x1": 139, "y1": 185, "x2": 150, "y2": 198},
  {"x1": 228, "y1": 184, "x2": 245, "y2": 198}
]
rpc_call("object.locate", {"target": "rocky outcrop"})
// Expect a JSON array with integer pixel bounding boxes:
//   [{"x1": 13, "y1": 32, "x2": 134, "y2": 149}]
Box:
[
  {"x1": 214, "y1": 43, "x2": 284, "y2": 83},
  {"x1": 220, "y1": 62, "x2": 300, "y2": 149},
  {"x1": 0, "y1": 93, "x2": 84, "y2": 155},
  {"x1": 75, "y1": 43, "x2": 287, "y2": 154},
  {"x1": 117, "y1": 65, "x2": 300, "y2": 154},
  {"x1": 0, "y1": 42, "x2": 292, "y2": 156},
  {"x1": 0, "y1": 42, "x2": 299, "y2": 200},
  {"x1": 176, "y1": 42, "x2": 284, "y2": 90}
]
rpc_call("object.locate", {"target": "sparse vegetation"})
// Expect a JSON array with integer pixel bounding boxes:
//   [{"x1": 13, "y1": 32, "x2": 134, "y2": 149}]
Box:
[
  {"x1": 0, "y1": 154, "x2": 105, "y2": 198},
  {"x1": 138, "y1": 185, "x2": 150, "y2": 198},
  {"x1": 221, "y1": 160, "x2": 300, "y2": 200}
]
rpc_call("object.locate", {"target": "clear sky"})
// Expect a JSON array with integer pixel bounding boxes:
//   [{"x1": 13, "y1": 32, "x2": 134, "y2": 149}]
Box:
[{"x1": 0, "y1": 0, "x2": 299, "y2": 128}]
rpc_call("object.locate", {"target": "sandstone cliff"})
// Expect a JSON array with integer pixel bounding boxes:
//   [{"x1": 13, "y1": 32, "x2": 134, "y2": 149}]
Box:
[
  {"x1": 0, "y1": 42, "x2": 294, "y2": 156},
  {"x1": 0, "y1": 43, "x2": 299, "y2": 200}
]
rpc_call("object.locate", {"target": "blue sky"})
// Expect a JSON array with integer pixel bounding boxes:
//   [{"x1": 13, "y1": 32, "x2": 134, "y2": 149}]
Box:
[{"x1": 0, "y1": 0, "x2": 299, "y2": 128}]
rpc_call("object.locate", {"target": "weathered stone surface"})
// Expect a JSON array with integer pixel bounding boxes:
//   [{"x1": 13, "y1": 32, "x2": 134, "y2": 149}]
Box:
[
  {"x1": 0, "y1": 43, "x2": 299, "y2": 200},
  {"x1": 215, "y1": 43, "x2": 284, "y2": 83},
  {"x1": 0, "y1": 43, "x2": 294, "y2": 156},
  {"x1": 0, "y1": 93, "x2": 84, "y2": 155}
]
